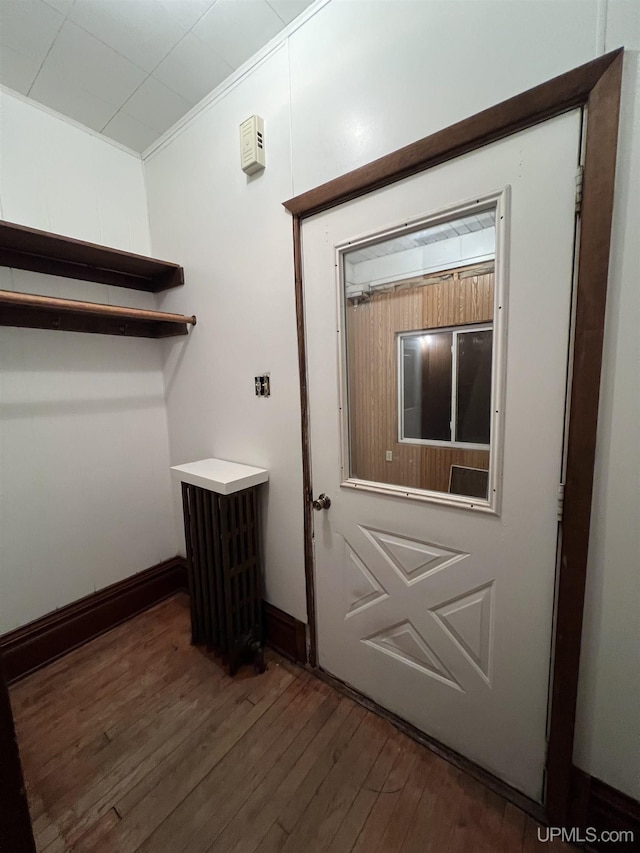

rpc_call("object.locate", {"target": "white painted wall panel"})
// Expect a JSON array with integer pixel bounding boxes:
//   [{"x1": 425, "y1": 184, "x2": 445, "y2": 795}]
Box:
[
  {"x1": 573, "y1": 0, "x2": 640, "y2": 801},
  {"x1": 141, "y1": 0, "x2": 637, "y2": 798},
  {"x1": 288, "y1": 0, "x2": 599, "y2": 194},
  {"x1": 0, "y1": 91, "x2": 178, "y2": 633},
  {"x1": 145, "y1": 45, "x2": 306, "y2": 622}
]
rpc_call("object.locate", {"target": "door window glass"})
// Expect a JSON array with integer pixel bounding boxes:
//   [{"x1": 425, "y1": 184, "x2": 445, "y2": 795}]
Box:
[{"x1": 342, "y1": 206, "x2": 498, "y2": 503}]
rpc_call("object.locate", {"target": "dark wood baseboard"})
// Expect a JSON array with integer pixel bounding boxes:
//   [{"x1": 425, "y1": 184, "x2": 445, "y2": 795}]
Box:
[
  {"x1": 0, "y1": 553, "x2": 309, "y2": 681},
  {"x1": 263, "y1": 601, "x2": 307, "y2": 665},
  {"x1": 0, "y1": 557, "x2": 188, "y2": 684},
  {"x1": 588, "y1": 777, "x2": 640, "y2": 851},
  {"x1": 570, "y1": 767, "x2": 640, "y2": 851}
]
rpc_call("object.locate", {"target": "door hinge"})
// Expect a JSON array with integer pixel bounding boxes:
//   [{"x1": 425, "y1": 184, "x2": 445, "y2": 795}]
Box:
[
  {"x1": 575, "y1": 165, "x2": 584, "y2": 215},
  {"x1": 557, "y1": 482, "x2": 565, "y2": 521}
]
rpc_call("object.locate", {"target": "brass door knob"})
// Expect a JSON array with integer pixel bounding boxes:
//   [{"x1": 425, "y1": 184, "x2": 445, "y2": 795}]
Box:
[{"x1": 312, "y1": 493, "x2": 331, "y2": 511}]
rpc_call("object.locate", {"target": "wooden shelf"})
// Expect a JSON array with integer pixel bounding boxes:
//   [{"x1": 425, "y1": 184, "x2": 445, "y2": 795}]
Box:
[
  {"x1": 0, "y1": 220, "x2": 184, "y2": 292},
  {"x1": 0, "y1": 290, "x2": 197, "y2": 338}
]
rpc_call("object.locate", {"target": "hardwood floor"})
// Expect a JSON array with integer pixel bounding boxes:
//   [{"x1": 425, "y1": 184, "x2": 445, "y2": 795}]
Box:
[{"x1": 10, "y1": 594, "x2": 574, "y2": 852}]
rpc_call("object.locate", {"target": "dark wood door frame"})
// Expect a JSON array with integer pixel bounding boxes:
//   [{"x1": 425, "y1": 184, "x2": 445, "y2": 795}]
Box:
[
  {"x1": 283, "y1": 49, "x2": 623, "y2": 826},
  {"x1": 0, "y1": 660, "x2": 36, "y2": 852}
]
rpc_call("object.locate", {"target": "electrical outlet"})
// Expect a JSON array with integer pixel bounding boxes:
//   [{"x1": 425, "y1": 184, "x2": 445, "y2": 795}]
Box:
[
  {"x1": 255, "y1": 374, "x2": 270, "y2": 397},
  {"x1": 385, "y1": 450, "x2": 393, "y2": 462}
]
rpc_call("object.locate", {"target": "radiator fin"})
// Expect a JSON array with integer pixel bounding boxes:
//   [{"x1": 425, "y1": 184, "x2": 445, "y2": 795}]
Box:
[{"x1": 182, "y1": 482, "x2": 265, "y2": 675}]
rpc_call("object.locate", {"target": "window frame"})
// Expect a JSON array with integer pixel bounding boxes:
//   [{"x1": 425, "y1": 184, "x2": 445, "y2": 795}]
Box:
[
  {"x1": 335, "y1": 188, "x2": 509, "y2": 515},
  {"x1": 397, "y1": 322, "x2": 494, "y2": 451}
]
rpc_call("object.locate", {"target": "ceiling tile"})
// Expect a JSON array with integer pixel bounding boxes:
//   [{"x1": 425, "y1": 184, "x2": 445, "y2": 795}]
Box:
[
  {"x1": 0, "y1": 45, "x2": 42, "y2": 95},
  {"x1": 153, "y1": 32, "x2": 234, "y2": 104},
  {"x1": 193, "y1": 0, "x2": 284, "y2": 69},
  {"x1": 266, "y1": 0, "x2": 314, "y2": 25},
  {"x1": 42, "y1": 0, "x2": 75, "y2": 14},
  {"x1": 29, "y1": 67, "x2": 120, "y2": 130},
  {"x1": 155, "y1": 0, "x2": 218, "y2": 31},
  {"x1": 102, "y1": 111, "x2": 160, "y2": 152},
  {"x1": 0, "y1": 0, "x2": 63, "y2": 62},
  {"x1": 67, "y1": 0, "x2": 188, "y2": 73},
  {"x1": 34, "y1": 20, "x2": 147, "y2": 112},
  {"x1": 121, "y1": 76, "x2": 194, "y2": 135},
  {"x1": 1, "y1": 0, "x2": 301, "y2": 145}
]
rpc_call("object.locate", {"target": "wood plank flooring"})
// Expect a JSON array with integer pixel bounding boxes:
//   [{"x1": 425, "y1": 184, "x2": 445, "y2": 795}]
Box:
[{"x1": 10, "y1": 594, "x2": 575, "y2": 853}]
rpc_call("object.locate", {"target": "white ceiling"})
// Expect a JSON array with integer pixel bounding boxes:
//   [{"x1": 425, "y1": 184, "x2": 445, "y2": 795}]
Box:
[{"x1": 0, "y1": 0, "x2": 314, "y2": 153}]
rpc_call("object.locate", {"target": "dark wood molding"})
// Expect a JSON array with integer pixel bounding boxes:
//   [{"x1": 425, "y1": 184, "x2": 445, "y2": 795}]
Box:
[
  {"x1": 284, "y1": 51, "x2": 621, "y2": 218},
  {"x1": 0, "y1": 660, "x2": 36, "y2": 853},
  {"x1": 292, "y1": 215, "x2": 318, "y2": 667},
  {"x1": 312, "y1": 666, "x2": 545, "y2": 824},
  {"x1": 0, "y1": 219, "x2": 184, "y2": 292},
  {"x1": 263, "y1": 601, "x2": 307, "y2": 665},
  {"x1": 0, "y1": 557, "x2": 188, "y2": 684},
  {"x1": 570, "y1": 767, "x2": 640, "y2": 852},
  {"x1": 0, "y1": 290, "x2": 196, "y2": 339},
  {"x1": 568, "y1": 764, "x2": 593, "y2": 828},
  {"x1": 587, "y1": 777, "x2": 640, "y2": 851},
  {"x1": 545, "y1": 50, "x2": 624, "y2": 824},
  {"x1": 284, "y1": 48, "x2": 624, "y2": 826}
]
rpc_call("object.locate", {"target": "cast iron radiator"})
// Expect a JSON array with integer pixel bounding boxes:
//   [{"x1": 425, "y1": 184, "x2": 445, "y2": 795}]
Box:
[{"x1": 181, "y1": 481, "x2": 265, "y2": 675}]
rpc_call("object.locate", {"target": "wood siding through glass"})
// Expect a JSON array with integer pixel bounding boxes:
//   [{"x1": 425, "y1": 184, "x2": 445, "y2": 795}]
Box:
[{"x1": 346, "y1": 265, "x2": 493, "y2": 493}]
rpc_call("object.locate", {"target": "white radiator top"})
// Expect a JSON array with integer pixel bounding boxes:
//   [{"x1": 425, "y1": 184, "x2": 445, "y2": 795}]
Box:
[{"x1": 171, "y1": 458, "x2": 269, "y2": 495}]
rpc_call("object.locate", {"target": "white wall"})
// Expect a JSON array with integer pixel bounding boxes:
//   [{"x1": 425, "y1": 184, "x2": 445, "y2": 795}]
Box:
[
  {"x1": 144, "y1": 0, "x2": 638, "y2": 799},
  {"x1": 573, "y1": 0, "x2": 640, "y2": 802},
  {"x1": 0, "y1": 92, "x2": 179, "y2": 633},
  {"x1": 145, "y1": 43, "x2": 305, "y2": 621}
]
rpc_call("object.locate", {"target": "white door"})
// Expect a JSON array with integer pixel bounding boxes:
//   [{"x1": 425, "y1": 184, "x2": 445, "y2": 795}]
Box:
[{"x1": 302, "y1": 111, "x2": 581, "y2": 801}]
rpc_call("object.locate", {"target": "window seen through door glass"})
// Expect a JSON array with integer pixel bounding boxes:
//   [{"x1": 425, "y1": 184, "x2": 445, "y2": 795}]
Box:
[
  {"x1": 456, "y1": 329, "x2": 492, "y2": 444},
  {"x1": 343, "y1": 207, "x2": 497, "y2": 501},
  {"x1": 402, "y1": 331, "x2": 453, "y2": 442},
  {"x1": 400, "y1": 326, "x2": 492, "y2": 446}
]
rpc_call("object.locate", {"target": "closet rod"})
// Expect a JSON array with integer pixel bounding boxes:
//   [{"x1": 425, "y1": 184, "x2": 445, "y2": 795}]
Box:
[{"x1": 0, "y1": 290, "x2": 197, "y2": 326}]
